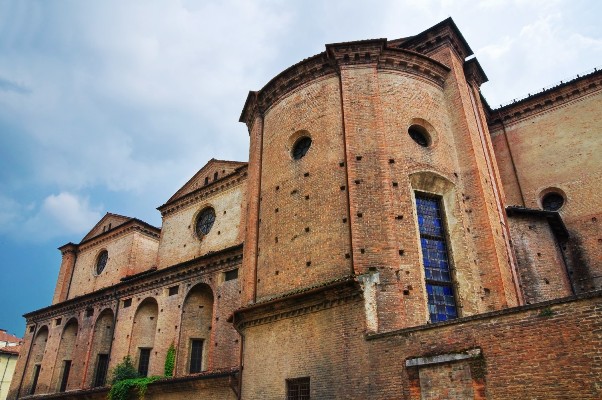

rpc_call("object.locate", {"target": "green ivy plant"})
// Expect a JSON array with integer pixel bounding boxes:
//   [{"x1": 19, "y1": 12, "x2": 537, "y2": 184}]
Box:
[
  {"x1": 164, "y1": 343, "x2": 176, "y2": 377},
  {"x1": 108, "y1": 356, "x2": 159, "y2": 400}
]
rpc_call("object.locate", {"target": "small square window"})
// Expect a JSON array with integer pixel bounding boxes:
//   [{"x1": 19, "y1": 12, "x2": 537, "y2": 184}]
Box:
[
  {"x1": 225, "y1": 269, "x2": 239, "y2": 281},
  {"x1": 86, "y1": 308, "x2": 94, "y2": 317},
  {"x1": 169, "y1": 285, "x2": 179, "y2": 296},
  {"x1": 55, "y1": 318, "x2": 62, "y2": 326},
  {"x1": 29, "y1": 325, "x2": 35, "y2": 333},
  {"x1": 123, "y1": 299, "x2": 132, "y2": 308},
  {"x1": 287, "y1": 377, "x2": 310, "y2": 400}
]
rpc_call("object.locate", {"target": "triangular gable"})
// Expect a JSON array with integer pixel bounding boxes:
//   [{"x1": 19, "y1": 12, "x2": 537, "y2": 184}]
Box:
[
  {"x1": 166, "y1": 159, "x2": 247, "y2": 204},
  {"x1": 80, "y1": 213, "x2": 132, "y2": 242}
]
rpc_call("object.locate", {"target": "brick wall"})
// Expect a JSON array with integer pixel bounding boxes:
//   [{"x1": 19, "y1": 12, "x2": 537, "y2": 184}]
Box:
[
  {"x1": 67, "y1": 231, "x2": 159, "y2": 299},
  {"x1": 507, "y1": 213, "x2": 572, "y2": 303},
  {"x1": 239, "y1": 288, "x2": 602, "y2": 399},
  {"x1": 157, "y1": 181, "x2": 246, "y2": 269},
  {"x1": 9, "y1": 251, "x2": 242, "y2": 399},
  {"x1": 490, "y1": 87, "x2": 602, "y2": 293},
  {"x1": 255, "y1": 75, "x2": 351, "y2": 301}
]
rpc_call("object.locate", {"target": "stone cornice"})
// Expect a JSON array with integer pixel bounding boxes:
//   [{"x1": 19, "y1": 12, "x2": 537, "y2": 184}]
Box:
[
  {"x1": 23, "y1": 244, "x2": 244, "y2": 322},
  {"x1": 488, "y1": 68, "x2": 602, "y2": 128},
  {"x1": 77, "y1": 220, "x2": 160, "y2": 252},
  {"x1": 158, "y1": 167, "x2": 248, "y2": 217},
  {"x1": 231, "y1": 276, "x2": 361, "y2": 330},
  {"x1": 239, "y1": 40, "x2": 450, "y2": 130}
]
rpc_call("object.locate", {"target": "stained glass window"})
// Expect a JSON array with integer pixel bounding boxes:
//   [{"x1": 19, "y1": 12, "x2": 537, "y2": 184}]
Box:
[
  {"x1": 96, "y1": 250, "x2": 108, "y2": 275},
  {"x1": 196, "y1": 208, "x2": 216, "y2": 237},
  {"x1": 415, "y1": 195, "x2": 457, "y2": 322}
]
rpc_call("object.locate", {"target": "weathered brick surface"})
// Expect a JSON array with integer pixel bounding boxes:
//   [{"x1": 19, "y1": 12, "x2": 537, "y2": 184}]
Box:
[
  {"x1": 255, "y1": 75, "x2": 351, "y2": 301},
  {"x1": 157, "y1": 180, "x2": 246, "y2": 269},
  {"x1": 10, "y1": 19, "x2": 602, "y2": 400},
  {"x1": 490, "y1": 85, "x2": 602, "y2": 293},
  {"x1": 507, "y1": 214, "x2": 572, "y2": 303},
  {"x1": 239, "y1": 291, "x2": 602, "y2": 400},
  {"x1": 67, "y1": 231, "x2": 159, "y2": 299},
  {"x1": 9, "y1": 250, "x2": 242, "y2": 399}
]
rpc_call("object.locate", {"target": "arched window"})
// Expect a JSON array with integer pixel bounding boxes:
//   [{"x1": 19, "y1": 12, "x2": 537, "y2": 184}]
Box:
[{"x1": 415, "y1": 194, "x2": 457, "y2": 322}]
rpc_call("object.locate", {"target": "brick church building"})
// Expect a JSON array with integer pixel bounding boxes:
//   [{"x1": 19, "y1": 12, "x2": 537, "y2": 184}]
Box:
[{"x1": 8, "y1": 18, "x2": 602, "y2": 399}]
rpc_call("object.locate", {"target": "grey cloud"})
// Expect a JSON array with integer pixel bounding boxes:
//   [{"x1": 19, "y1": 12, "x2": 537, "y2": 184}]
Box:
[{"x1": 0, "y1": 76, "x2": 31, "y2": 94}]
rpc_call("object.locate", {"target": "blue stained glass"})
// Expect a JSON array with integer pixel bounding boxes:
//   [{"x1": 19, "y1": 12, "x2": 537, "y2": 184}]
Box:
[
  {"x1": 426, "y1": 284, "x2": 458, "y2": 322},
  {"x1": 417, "y1": 194, "x2": 457, "y2": 322}
]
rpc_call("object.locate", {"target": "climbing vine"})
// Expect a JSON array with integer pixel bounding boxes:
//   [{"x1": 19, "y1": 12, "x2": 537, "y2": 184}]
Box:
[
  {"x1": 164, "y1": 342, "x2": 176, "y2": 377},
  {"x1": 108, "y1": 356, "x2": 159, "y2": 400},
  {"x1": 109, "y1": 376, "x2": 159, "y2": 400}
]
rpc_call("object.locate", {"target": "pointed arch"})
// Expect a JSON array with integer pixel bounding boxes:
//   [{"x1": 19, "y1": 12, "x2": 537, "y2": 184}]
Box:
[
  {"x1": 130, "y1": 298, "x2": 159, "y2": 376},
  {"x1": 87, "y1": 308, "x2": 114, "y2": 387},
  {"x1": 177, "y1": 283, "x2": 214, "y2": 375}
]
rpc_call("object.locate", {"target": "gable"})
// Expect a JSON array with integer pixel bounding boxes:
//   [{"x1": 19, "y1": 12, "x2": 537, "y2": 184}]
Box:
[
  {"x1": 80, "y1": 213, "x2": 132, "y2": 242},
  {"x1": 166, "y1": 159, "x2": 247, "y2": 204}
]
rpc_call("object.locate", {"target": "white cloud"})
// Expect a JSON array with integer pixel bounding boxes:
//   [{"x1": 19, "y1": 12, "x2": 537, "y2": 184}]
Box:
[
  {"x1": 0, "y1": 192, "x2": 102, "y2": 242},
  {"x1": 477, "y1": 36, "x2": 514, "y2": 60},
  {"x1": 38, "y1": 193, "x2": 102, "y2": 235}
]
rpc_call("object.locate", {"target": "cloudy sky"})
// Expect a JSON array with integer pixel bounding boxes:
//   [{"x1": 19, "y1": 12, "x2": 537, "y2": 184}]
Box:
[{"x1": 1, "y1": 0, "x2": 601, "y2": 336}]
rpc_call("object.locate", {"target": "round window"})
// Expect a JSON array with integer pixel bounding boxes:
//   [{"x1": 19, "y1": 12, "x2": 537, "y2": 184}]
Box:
[
  {"x1": 292, "y1": 136, "x2": 312, "y2": 160},
  {"x1": 96, "y1": 250, "x2": 108, "y2": 275},
  {"x1": 542, "y1": 192, "x2": 565, "y2": 211},
  {"x1": 408, "y1": 125, "x2": 430, "y2": 147},
  {"x1": 196, "y1": 207, "x2": 216, "y2": 237}
]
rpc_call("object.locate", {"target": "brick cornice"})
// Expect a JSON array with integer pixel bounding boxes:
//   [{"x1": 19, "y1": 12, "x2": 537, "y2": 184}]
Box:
[
  {"x1": 377, "y1": 48, "x2": 449, "y2": 87},
  {"x1": 366, "y1": 289, "x2": 602, "y2": 341},
  {"x1": 231, "y1": 276, "x2": 361, "y2": 330},
  {"x1": 488, "y1": 68, "x2": 602, "y2": 128},
  {"x1": 463, "y1": 58, "x2": 488, "y2": 87},
  {"x1": 23, "y1": 244, "x2": 244, "y2": 322},
  {"x1": 77, "y1": 220, "x2": 160, "y2": 252},
  {"x1": 239, "y1": 40, "x2": 450, "y2": 129},
  {"x1": 158, "y1": 167, "x2": 248, "y2": 217},
  {"x1": 397, "y1": 17, "x2": 473, "y2": 61}
]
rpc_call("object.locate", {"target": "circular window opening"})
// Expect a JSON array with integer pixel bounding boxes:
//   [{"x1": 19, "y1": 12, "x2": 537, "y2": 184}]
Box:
[
  {"x1": 196, "y1": 207, "x2": 216, "y2": 238},
  {"x1": 292, "y1": 136, "x2": 312, "y2": 160},
  {"x1": 96, "y1": 250, "x2": 108, "y2": 275},
  {"x1": 542, "y1": 192, "x2": 565, "y2": 211},
  {"x1": 408, "y1": 125, "x2": 430, "y2": 147}
]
